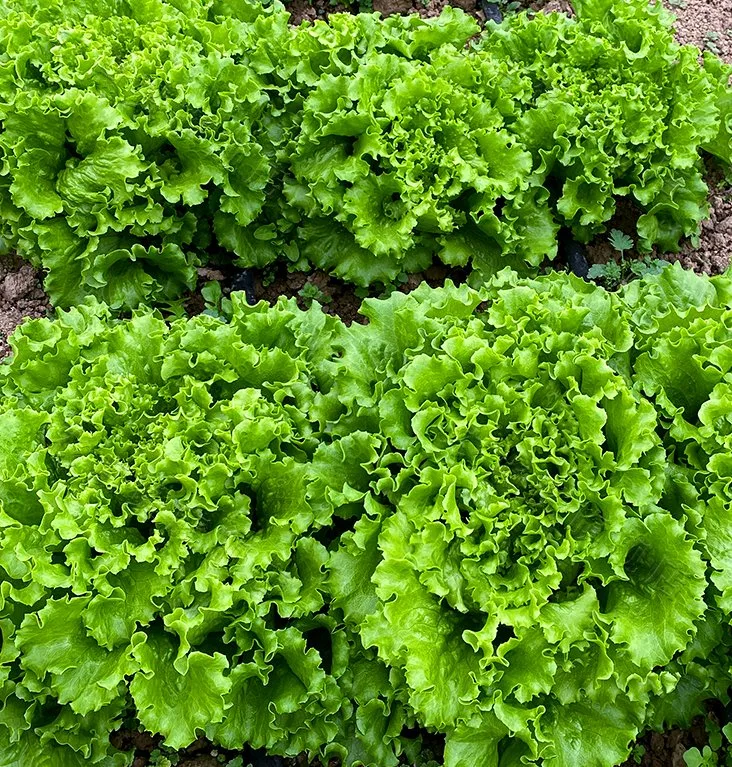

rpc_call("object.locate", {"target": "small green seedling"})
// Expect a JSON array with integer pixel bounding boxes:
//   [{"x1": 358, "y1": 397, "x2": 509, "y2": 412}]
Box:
[
  {"x1": 588, "y1": 256, "x2": 667, "y2": 288},
  {"x1": 608, "y1": 228, "x2": 634, "y2": 258},
  {"x1": 682, "y1": 719, "x2": 732, "y2": 767},
  {"x1": 376, "y1": 272, "x2": 410, "y2": 299},
  {"x1": 631, "y1": 744, "x2": 646, "y2": 765},
  {"x1": 499, "y1": 0, "x2": 522, "y2": 12},
  {"x1": 148, "y1": 749, "x2": 179, "y2": 767},
  {"x1": 705, "y1": 31, "x2": 721, "y2": 55},
  {"x1": 629, "y1": 257, "x2": 667, "y2": 278},
  {"x1": 683, "y1": 745, "x2": 719, "y2": 767},
  {"x1": 201, "y1": 280, "x2": 233, "y2": 320},
  {"x1": 262, "y1": 265, "x2": 277, "y2": 288},
  {"x1": 587, "y1": 260, "x2": 623, "y2": 287},
  {"x1": 298, "y1": 281, "x2": 332, "y2": 306},
  {"x1": 588, "y1": 229, "x2": 666, "y2": 288}
]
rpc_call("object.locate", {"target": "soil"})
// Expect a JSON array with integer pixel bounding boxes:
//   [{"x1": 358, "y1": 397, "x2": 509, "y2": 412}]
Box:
[
  {"x1": 0, "y1": 254, "x2": 51, "y2": 359},
  {"x1": 370, "y1": 0, "x2": 474, "y2": 20},
  {"x1": 618, "y1": 721, "x2": 708, "y2": 767},
  {"x1": 219, "y1": 263, "x2": 369, "y2": 325},
  {"x1": 618, "y1": 703, "x2": 732, "y2": 767},
  {"x1": 665, "y1": 0, "x2": 732, "y2": 64},
  {"x1": 287, "y1": 0, "x2": 355, "y2": 25},
  {"x1": 110, "y1": 726, "x2": 341, "y2": 767},
  {"x1": 536, "y1": 0, "x2": 573, "y2": 15}
]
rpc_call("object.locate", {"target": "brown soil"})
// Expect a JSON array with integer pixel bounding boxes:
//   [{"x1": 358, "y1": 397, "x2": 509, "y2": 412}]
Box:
[
  {"x1": 287, "y1": 0, "x2": 355, "y2": 25},
  {"x1": 530, "y1": 0, "x2": 574, "y2": 14},
  {"x1": 585, "y1": 162, "x2": 732, "y2": 277},
  {"x1": 111, "y1": 726, "x2": 340, "y2": 767},
  {"x1": 0, "y1": 255, "x2": 51, "y2": 359},
  {"x1": 244, "y1": 264, "x2": 368, "y2": 325},
  {"x1": 666, "y1": 0, "x2": 732, "y2": 65},
  {"x1": 618, "y1": 715, "x2": 718, "y2": 767},
  {"x1": 371, "y1": 0, "x2": 475, "y2": 19},
  {"x1": 286, "y1": 0, "x2": 480, "y2": 22},
  {"x1": 667, "y1": 168, "x2": 732, "y2": 275}
]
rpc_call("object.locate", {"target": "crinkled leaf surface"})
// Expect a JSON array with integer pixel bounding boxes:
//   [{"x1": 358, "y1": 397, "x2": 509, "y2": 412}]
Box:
[{"x1": 1, "y1": 267, "x2": 732, "y2": 764}]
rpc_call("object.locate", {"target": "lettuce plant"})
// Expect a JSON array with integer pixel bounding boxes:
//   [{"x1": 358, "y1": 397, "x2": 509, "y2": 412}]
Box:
[
  {"x1": 1, "y1": 265, "x2": 732, "y2": 766},
  {"x1": 278, "y1": 46, "x2": 546, "y2": 285},
  {"x1": 482, "y1": 0, "x2": 732, "y2": 251},
  {"x1": 327, "y1": 265, "x2": 732, "y2": 766},
  {"x1": 0, "y1": 0, "x2": 286, "y2": 308},
  {"x1": 0, "y1": 298, "x2": 412, "y2": 767},
  {"x1": 0, "y1": 0, "x2": 730, "y2": 307}
]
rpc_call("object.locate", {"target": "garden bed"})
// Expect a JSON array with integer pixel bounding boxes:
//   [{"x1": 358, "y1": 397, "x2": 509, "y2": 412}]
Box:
[{"x1": 0, "y1": 1, "x2": 731, "y2": 766}]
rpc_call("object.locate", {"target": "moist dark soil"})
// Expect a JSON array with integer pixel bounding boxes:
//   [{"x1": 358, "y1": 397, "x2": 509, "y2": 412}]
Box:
[
  {"x1": 619, "y1": 701, "x2": 732, "y2": 767},
  {"x1": 111, "y1": 726, "x2": 344, "y2": 767},
  {"x1": 0, "y1": 253, "x2": 51, "y2": 358},
  {"x1": 618, "y1": 720, "x2": 708, "y2": 767}
]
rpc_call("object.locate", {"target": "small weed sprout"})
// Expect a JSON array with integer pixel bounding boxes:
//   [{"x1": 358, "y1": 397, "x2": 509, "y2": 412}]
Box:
[
  {"x1": 588, "y1": 229, "x2": 666, "y2": 288},
  {"x1": 298, "y1": 281, "x2": 332, "y2": 306}
]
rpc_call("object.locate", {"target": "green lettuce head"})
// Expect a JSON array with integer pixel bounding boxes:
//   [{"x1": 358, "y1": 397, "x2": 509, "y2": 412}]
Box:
[
  {"x1": 0, "y1": 297, "x2": 410, "y2": 766},
  {"x1": 329, "y1": 267, "x2": 732, "y2": 766}
]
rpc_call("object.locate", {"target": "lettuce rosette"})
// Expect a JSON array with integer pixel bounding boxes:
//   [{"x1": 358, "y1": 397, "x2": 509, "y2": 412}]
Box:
[
  {"x1": 0, "y1": 297, "x2": 411, "y2": 766},
  {"x1": 477, "y1": 0, "x2": 732, "y2": 252},
  {"x1": 0, "y1": 0, "x2": 283, "y2": 309},
  {"x1": 327, "y1": 267, "x2": 732, "y2": 767},
  {"x1": 280, "y1": 48, "x2": 547, "y2": 285}
]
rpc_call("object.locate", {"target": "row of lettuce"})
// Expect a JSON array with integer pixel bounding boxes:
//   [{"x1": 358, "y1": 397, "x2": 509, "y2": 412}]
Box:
[
  {"x1": 0, "y1": 0, "x2": 730, "y2": 308},
  {"x1": 0, "y1": 264, "x2": 731, "y2": 766}
]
